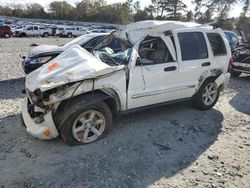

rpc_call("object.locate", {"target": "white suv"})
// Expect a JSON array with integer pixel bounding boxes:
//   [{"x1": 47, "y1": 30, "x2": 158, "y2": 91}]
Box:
[
  {"x1": 62, "y1": 26, "x2": 87, "y2": 37},
  {"x1": 22, "y1": 21, "x2": 231, "y2": 145},
  {"x1": 15, "y1": 25, "x2": 52, "y2": 37}
]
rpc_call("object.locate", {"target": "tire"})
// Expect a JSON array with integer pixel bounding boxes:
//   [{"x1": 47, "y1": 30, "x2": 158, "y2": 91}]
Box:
[
  {"x1": 59, "y1": 101, "x2": 112, "y2": 146},
  {"x1": 3, "y1": 33, "x2": 10, "y2": 38},
  {"x1": 67, "y1": 33, "x2": 72, "y2": 38},
  {"x1": 20, "y1": 33, "x2": 26, "y2": 37},
  {"x1": 191, "y1": 78, "x2": 220, "y2": 111},
  {"x1": 43, "y1": 32, "x2": 49, "y2": 37}
]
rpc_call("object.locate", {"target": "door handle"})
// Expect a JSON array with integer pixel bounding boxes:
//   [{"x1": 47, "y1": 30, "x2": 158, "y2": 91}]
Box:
[
  {"x1": 202, "y1": 62, "x2": 211, "y2": 67},
  {"x1": 164, "y1": 66, "x2": 177, "y2": 72}
]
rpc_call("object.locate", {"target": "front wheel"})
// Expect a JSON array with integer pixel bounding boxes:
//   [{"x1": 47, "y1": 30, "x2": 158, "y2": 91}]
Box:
[
  {"x1": 4, "y1": 33, "x2": 10, "y2": 38},
  {"x1": 192, "y1": 79, "x2": 220, "y2": 111},
  {"x1": 59, "y1": 102, "x2": 112, "y2": 146}
]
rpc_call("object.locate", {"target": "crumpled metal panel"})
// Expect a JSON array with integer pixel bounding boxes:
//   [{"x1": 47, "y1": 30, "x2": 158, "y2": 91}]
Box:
[
  {"x1": 113, "y1": 20, "x2": 200, "y2": 44},
  {"x1": 26, "y1": 45, "x2": 124, "y2": 92}
]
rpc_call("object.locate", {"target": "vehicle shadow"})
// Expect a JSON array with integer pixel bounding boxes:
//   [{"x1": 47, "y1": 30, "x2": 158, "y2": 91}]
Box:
[
  {"x1": 0, "y1": 77, "x2": 25, "y2": 100},
  {"x1": 229, "y1": 74, "x2": 250, "y2": 115},
  {"x1": 0, "y1": 102, "x2": 223, "y2": 188}
]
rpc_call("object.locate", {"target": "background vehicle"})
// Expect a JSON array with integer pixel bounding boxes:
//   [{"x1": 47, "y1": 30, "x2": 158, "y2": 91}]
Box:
[
  {"x1": 0, "y1": 26, "x2": 13, "y2": 38},
  {"x1": 231, "y1": 22, "x2": 250, "y2": 76},
  {"x1": 11, "y1": 25, "x2": 28, "y2": 34},
  {"x1": 63, "y1": 27, "x2": 88, "y2": 37},
  {"x1": 22, "y1": 21, "x2": 231, "y2": 145},
  {"x1": 224, "y1": 31, "x2": 239, "y2": 50},
  {"x1": 15, "y1": 26, "x2": 52, "y2": 37},
  {"x1": 0, "y1": 20, "x2": 4, "y2": 26},
  {"x1": 21, "y1": 33, "x2": 123, "y2": 74}
]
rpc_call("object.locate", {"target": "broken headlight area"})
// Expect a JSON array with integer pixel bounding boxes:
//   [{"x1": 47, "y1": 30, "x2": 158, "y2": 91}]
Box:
[
  {"x1": 27, "y1": 83, "x2": 75, "y2": 106},
  {"x1": 27, "y1": 99, "x2": 46, "y2": 123},
  {"x1": 29, "y1": 56, "x2": 54, "y2": 64}
]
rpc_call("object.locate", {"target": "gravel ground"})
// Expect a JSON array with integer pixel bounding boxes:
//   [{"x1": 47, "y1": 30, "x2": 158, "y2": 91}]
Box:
[{"x1": 0, "y1": 38, "x2": 249, "y2": 188}]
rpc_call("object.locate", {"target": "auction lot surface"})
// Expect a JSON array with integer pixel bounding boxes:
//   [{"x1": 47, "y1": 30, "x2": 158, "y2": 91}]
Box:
[{"x1": 0, "y1": 38, "x2": 249, "y2": 188}]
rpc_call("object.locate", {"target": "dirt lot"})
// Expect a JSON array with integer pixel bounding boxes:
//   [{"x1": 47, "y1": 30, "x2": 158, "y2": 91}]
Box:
[{"x1": 0, "y1": 38, "x2": 249, "y2": 188}]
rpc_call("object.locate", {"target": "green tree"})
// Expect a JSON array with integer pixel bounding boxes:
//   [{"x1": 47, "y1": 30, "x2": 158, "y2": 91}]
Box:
[
  {"x1": 186, "y1": 10, "x2": 194, "y2": 21},
  {"x1": 133, "y1": 1, "x2": 141, "y2": 14},
  {"x1": 134, "y1": 9, "x2": 154, "y2": 21},
  {"x1": 0, "y1": 6, "x2": 12, "y2": 16},
  {"x1": 49, "y1": 1, "x2": 74, "y2": 20},
  {"x1": 10, "y1": 3, "x2": 26, "y2": 18},
  {"x1": 146, "y1": 0, "x2": 187, "y2": 20},
  {"x1": 240, "y1": 0, "x2": 249, "y2": 17},
  {"x1": 166, "y1": 0, "x2": 187, "y2": 20},
  {"x1": 192, "y1": 0, "x2": 203, "y2": 19},
  {"x1": 26, "y1": 3, "x2": 47, "y2": 19}
]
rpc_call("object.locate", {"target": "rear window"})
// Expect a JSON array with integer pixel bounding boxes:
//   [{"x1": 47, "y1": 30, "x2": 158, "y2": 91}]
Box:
[
  {"x1": 178, "y1": 32, "x2": 208, "y2": 61},
  {"x1": 207, "y1": 33, "x2": 227, "y2": 56}
]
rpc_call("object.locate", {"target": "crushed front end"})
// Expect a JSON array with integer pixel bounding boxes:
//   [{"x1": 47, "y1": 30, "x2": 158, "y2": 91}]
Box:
[{"x1": 22, "y1": 95, "x2": 59, "y2": 140}]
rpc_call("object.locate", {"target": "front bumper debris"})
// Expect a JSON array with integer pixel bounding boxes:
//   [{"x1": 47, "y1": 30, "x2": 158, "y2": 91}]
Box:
[{"x1": 21, "y1": 98, "x2": 59, "y2": 140}]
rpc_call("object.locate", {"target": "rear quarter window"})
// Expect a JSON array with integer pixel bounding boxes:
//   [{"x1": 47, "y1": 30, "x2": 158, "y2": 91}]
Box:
[
  {"x1": 178, "y1": 32, "x2": 208, "y2": 61},
  {"x1": 207, "y1": 33, "x2": 227, "y2": 56}
]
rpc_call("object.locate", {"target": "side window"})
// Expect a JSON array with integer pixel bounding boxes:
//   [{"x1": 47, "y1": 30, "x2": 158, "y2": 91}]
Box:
[
  {"x1": 207, "y1": 33, "x2": 227, "y2": 56},
  {"x1": 178, "y1": 32, "x2": 208, "y2": 61},
  {"x1": 138, "y1": 36, "x2": 174, "y2": 65},
  {"x1": 27, "y1": 27, "x2": 33, "y2": 30},
  {"x1": 34, "y1": 26, "x2": 38, "y2": 30}
]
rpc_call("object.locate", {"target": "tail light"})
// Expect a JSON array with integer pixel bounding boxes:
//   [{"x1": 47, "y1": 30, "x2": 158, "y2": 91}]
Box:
[{"x1": 227, "y1": 57, "x2": 233, "y2": 73}]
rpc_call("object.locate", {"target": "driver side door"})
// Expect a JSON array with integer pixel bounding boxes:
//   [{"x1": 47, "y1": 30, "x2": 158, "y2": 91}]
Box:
[{"x1": 127, "y1": 35, "x2": 182, "y2": 109}]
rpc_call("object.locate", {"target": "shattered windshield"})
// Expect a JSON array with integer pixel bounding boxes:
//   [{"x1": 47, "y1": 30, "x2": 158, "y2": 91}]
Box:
[
  {"x1": 94, "y1": 47, "x2": 132, "y2": 66},
  {"x1": 93, "y1": 35, "x2": 132, "y2": 66}
]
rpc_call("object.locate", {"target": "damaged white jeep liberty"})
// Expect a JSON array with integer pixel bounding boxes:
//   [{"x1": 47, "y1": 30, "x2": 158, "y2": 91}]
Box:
[{"x1": 22, "y1": 21, "x2": 231, "y2": 145}]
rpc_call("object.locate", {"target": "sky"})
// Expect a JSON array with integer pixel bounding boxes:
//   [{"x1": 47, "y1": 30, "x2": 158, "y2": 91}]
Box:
[{"x1": 0, "y1": 0, "x2": 245, "y2": 18}]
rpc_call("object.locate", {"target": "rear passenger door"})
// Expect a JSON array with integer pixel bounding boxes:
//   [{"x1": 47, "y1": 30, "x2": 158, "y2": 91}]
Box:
[
  {"x1": 206, "y1": 30, "x2": 231, "y2": 72},
  {"x1": 172, "y1": 29, "x2": 214, "y2": 94}
]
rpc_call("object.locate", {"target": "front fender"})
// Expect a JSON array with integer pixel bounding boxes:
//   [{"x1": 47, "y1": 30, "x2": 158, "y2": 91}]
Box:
[{"x1": 53, "y1": 91, "x2": 116, "y2": 130}]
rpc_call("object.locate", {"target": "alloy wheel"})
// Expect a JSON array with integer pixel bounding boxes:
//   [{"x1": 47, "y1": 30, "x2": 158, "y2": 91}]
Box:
[{"x1": 72, "y1": 110, "x2": 106, "y2": 143}]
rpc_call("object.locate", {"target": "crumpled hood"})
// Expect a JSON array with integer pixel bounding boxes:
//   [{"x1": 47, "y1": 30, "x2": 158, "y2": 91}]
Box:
[
  {"x1": 29, "y1": 45, "x2": 64, "y2": 57},
  {"x1": 26, "y1": 45, "x2": 124, "y2": 92}
]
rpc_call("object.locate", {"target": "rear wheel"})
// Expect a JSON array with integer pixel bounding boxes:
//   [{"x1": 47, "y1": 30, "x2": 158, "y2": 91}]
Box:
[
  {"x1": 67, "y1": 33, "x2": 73, "y2": 38},
  {"x1": 43, "y1": 32, "x2": 49, "y2": 37},
  {"x1": 59, "y1": 101, "x2": 112, "y2": 146},
  {"x1": 192, "y1": 79, "x2": 220, "y2": 110}
]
